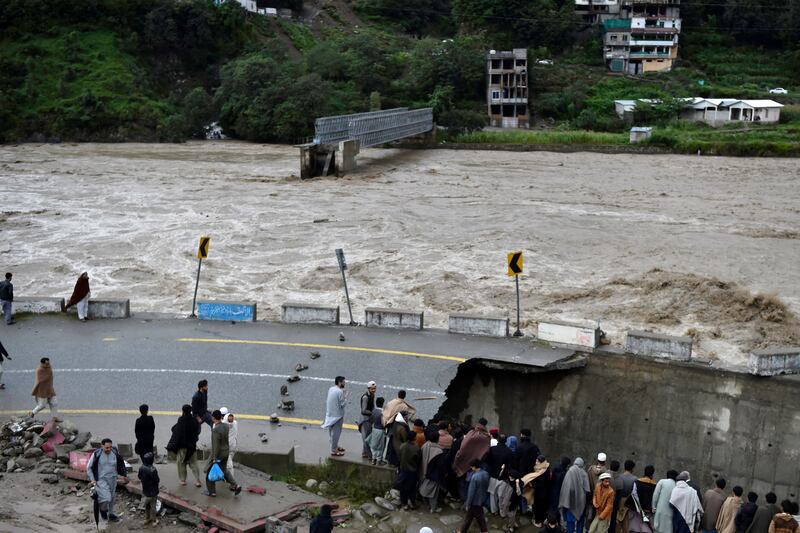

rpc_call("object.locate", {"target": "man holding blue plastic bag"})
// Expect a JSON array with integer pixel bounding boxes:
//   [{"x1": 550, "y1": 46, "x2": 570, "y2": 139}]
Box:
[{"x1": 203, "y1": 410, "x2": 242, "y2": 497}]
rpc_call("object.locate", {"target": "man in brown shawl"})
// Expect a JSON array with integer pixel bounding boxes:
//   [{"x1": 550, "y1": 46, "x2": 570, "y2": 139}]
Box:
[
  {"x1": 66, "y1": 272, "x2": 91, "y2": 321},
  {"x1": 453, "y1": 417, "x2": 491, "y2": 477},
  {"x1": 29, "y1": 357, "x2": 60, "y2": 420}
]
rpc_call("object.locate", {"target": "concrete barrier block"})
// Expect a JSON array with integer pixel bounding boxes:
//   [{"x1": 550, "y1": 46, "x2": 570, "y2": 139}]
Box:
[
  {"x1": 13, "y1": 297, "x2": 65, "y2": 314},
  {"x1": 537, "y1": 320, "x2": 600, "y2": 349},
  {"x1": 449, "y1": 314, "x2": 509, "y2": 337},
  {"x1": 749, "y1": 347, "x2": 800, "y2": 376},
  {"x1": 66, "y1": 299, "x2": 130, "y2": 318},
  {"x1": 365, "y1": 307, "x2": 423, "y2": 330},
  {"x1": 281, "y1": 302, "x2": 339, "y2": 325},
  {"x1": 626, "y1": 330, "x2": 692, "y2": 361},
  {"x1": 196, "y1": 300, "x2": 256, "y2": 322},
  {"x1": 234, "y1": 448, "x2": 295, "y2": 476}
]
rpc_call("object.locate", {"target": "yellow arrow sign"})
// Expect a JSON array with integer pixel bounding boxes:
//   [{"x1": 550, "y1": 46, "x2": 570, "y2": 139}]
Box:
[
  {"x1": 197, "y1": 236, "x2": 211, "y2": 259},
  {"x1": 507, "y1": 251, "x2": 523, "y2": 276}
]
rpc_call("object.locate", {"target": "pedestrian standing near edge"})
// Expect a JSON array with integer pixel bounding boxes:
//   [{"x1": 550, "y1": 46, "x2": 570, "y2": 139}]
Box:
[
  {"x1": 220, "y1": 407, "x2": 239, "y2": 477},
  {"x1": 134, "y1": 404, "x2": 155, "y2": 462},
  {"x1": 670, "y1": 471, "x2": 704, "y2": 533},
  {"x1": 65, "y1": 272, "x2": 91, "y2": 321},
  {"x1": 746, "y1": 492, "x2": 780, "y2": 533},
  {"x1": 702, "y1": 478, "x2": 728, "y2": 533},
  {"x1": 87, "y1": 438, "x2": 129, "y2": 523},
  {"x1": 137, "y1": 452, "x2": 160, "y2": 527},
  {"x1": 717, "y1": 486, "x2": 745, "y2": 533},
  {"x1": 203, "y1": 409, "x2": 242, "y2": 497},
  {"x1": 768, "y1": 501, "x2": 799, "y2": 533},
  {"x1": 359, "y1": 380, "x2": 377, "y2": 460},
  {"x1": 0, "y1": 273, "x2": 14, "y2": 325},
  {"x1": 166, "y1": 404, "x2": 202, "y2": 488},
  {"x1": 192, "y1": 379, "x2": 212, "y2": 429},
  {"x1": 590, "y1": 473, "x2": 616, "y2": 533},
  {"x1": 0, "y1": 338, "x2": 11, "y2": 390},
  {"x1": 397, "y1": 426, "x2": 422, "y2": 510},
  {"x1": 460, "y1": 458, "x2": 490, "y2": 533},
  {"x1": 559, "y1": 457, "x2": 591, "y2": 533},
  {"x1": 322, "y1": 376, "x2": 347, "y2": 457},
  {"x1": 653, "y1": 470, "x2": 679, "y2": 533},
  {"x1": 367, "y1": 396, "x2": 387, "y2": 465},
  {"x1": 29, "y1": 357, "x2": 60, "y2": 421}
]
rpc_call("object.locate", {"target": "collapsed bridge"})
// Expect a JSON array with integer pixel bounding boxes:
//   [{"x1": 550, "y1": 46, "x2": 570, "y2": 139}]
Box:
[{"x1": 299, "y1": 107, "x2": 433, "y2": 178}]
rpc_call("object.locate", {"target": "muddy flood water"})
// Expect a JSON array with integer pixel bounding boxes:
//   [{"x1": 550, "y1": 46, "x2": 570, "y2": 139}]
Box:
[{"x1": 1, "y1": 142, "x2": 799, "y2": 366}]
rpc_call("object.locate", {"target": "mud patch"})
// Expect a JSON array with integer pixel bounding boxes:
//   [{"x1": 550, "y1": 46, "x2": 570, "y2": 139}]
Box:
[{"x1": 543, "y1": 269, "x2": 800, "y2": 365}]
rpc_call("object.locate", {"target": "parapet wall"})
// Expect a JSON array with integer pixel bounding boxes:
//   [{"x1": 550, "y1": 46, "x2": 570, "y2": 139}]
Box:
[{"x1": 437, "y1": 353, "x2": 800, "y2": 497}]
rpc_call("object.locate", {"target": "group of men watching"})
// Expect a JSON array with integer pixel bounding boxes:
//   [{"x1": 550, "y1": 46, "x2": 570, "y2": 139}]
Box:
[{"x1": 347, "y1": 381, "x2": 800, "y2": 533}]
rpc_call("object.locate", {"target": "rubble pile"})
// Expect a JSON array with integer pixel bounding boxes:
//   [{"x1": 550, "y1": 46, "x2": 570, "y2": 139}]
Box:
[{"x1": 0, "y1": 416, "x2": 91, "y2": 478}]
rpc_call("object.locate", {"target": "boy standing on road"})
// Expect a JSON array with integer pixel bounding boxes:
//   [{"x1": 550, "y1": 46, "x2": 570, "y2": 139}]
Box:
[
  {"x1": 192, "y1": 380, "x2": 212, "y2": 429},
  {"x1": 138, "y1": 452, "x2": 160, "y2": 527}
]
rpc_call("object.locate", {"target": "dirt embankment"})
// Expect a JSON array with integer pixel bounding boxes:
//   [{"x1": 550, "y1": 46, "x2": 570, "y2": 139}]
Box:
[{"x1": 544, "y1": 269, "x2": 800, "y2": 362}]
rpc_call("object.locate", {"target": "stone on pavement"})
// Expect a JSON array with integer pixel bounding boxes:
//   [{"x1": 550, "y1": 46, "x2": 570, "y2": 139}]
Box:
[
  {"x1": 360, "y1": 502, "x2": 385, "y2": 518},
  {"x1": 375, "y1": 496, "x2": 397, "y2": 511}
]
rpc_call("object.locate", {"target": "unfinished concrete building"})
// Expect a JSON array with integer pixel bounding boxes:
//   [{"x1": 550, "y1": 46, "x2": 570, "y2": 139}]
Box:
[
  {"x1": 486, "y1": 49, "x2": 529, "y2": 128},
  {"x1": 575, "y1": 0, "x2": 620, "y2": 24},
  {"x1": 577, "y1": 0, "x2": 681, "y2": 74}
]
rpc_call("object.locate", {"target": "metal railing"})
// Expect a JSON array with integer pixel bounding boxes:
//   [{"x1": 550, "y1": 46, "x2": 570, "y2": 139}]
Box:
[{"x1": 314, "y1": 108, "x2": 433, "y2": 147}]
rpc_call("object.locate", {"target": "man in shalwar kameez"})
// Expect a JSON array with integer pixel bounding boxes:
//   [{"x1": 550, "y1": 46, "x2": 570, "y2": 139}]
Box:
[{"x1": 87, "y1": 438, "x2": 129, "y2": 523}]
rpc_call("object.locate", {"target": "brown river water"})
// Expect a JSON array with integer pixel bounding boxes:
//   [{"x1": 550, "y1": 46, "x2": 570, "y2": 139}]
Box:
[{"x1": 2, "y1": 142, "x2": 799, "y2": 365}]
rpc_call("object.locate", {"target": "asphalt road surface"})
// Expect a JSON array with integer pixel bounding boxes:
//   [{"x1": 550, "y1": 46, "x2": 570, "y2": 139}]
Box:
[{"x1": 0, "y1": 315, "x2": 570, "y2": 426}]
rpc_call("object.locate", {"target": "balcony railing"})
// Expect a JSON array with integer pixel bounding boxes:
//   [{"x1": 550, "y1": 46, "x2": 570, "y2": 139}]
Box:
[{"x1": 629, "y1": 51, "x2": 672, "y2": 58}]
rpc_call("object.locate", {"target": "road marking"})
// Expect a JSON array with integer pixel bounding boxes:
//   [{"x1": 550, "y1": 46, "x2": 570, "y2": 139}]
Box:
[
  {"x1": 0, "y1": 409, "x2": 359, "y2": 430},
  {"x1": 3, "y1": 368, "x2": 444, "y2": 396},
  {"x1": 177, "y1": 337, "x2": 467, "y2": 362},
  {"x1": 102, "y1": 337, "x2": 118, "y2": 341}
]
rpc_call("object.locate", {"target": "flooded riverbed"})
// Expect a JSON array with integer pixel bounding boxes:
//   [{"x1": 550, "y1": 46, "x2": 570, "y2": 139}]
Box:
[{"x1": 2, "y1": 142, "x2": 799, "y2": 365}]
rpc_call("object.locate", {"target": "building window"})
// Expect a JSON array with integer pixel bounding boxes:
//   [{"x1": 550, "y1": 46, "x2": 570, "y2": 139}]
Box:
[
  {"x1": 611, "y1": 35, "x2": 617, "y2": 41},
  {"x1": 491, "y1": 90, "x2": 501, "y2": 100}
]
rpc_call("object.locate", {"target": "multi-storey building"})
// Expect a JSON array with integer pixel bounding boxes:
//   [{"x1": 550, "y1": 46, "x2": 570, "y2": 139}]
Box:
[
  {"x1": 578, "y1": 0, "x2": 681, "y2": 74},
  {"x1": 486, "y1": 49, "x2": 529, "y2": 129},
  {"x1": 575, "y1": 0, "x2": 620, "y2": 24}
]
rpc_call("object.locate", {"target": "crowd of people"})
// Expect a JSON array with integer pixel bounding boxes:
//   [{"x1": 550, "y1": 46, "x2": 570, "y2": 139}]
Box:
[{"x1": 330, "y1": 380, "x2": 800, "y2": 533}]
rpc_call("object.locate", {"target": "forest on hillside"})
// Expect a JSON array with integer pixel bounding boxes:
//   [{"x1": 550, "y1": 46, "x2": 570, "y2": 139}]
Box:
[{"x1": 0, "y1": 0, "x2": 798, "y2": 143}]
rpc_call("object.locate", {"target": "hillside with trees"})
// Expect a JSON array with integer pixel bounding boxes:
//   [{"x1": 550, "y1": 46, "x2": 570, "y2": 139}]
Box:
[{"x1": 1, "y1": 0, "x2": 798, "y2": 145}]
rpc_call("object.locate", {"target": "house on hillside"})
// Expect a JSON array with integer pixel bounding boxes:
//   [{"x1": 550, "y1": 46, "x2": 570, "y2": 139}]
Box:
[
  {"x1": 578, "y1": 0, "x2": 682, "y2": 74},
  {"x1": 613, "y1": 98, "x2": 784, "y2": 126},
  {"x1": 486, "y1": 49, "x2": 529, "y2": 128}
]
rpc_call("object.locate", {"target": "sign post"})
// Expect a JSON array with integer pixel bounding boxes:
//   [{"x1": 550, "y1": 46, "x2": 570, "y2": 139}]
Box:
[
  {"x1": 507, "y1": 251, "x2": 523, "y2": 337},
  {"x1": 336, "y1": 248, "x2": 356, "y2": 325},
  {"x1": 191, "y1": 236, "x2": 211, "y2": 318}
]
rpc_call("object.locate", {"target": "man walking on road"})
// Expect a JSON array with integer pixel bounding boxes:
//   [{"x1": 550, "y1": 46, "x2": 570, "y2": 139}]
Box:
[
  {"x1": 134, "y1": 404, "x2": 155, "y2": 462},
  {"x1": 192, "y1": 380, "x2": 212, "y2": 429},
  {"x1": 29, "y1": 357, "x2": 59, "y2": 420},
  {"x1": 359, "y1": 380, "x2": 377, "y2": 459},
  {"x1": 0, "y1": 273, "x2": 14, "y2": 325},
  {"x1": 204, "y1": 410, "x2": 241, "y2": 497},
  {"x1": 0, "y1": 339, "x2": 11, "y2": 390},
  {"x1": 322, "y1": 376, "x2": 347, "y2": 456},
  {"x1": 87, "y1": 438, "x2": 129, "y2": 523}
]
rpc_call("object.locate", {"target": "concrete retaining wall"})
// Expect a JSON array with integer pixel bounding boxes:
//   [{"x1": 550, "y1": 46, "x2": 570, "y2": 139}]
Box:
[
  {"x1": 196, "y1": 300, "x2": 256, "y2": 322},
  {"x1": 749, "y1": 347, "x2": 800, "y2": 376},
  {"x1": 365, "y1": 307, "x2": 423, "y2": 330},
  {"x1": 66, "y1": 299, "x2": 130, "y2": 318},
  {"x1": 626, "y1": 330, "x2": 693, "y2": 361},
  {"x1": 281, "y1": 302, "x2": 339, "y2": 325},
  {"x1": 537, "y1": 320, "x2": 599, "y2": 349},
  {"x1": 437, "y1": 355, "x2": 800, "y2": 498},
  {"x1": 448, "y1": 314, "x2": 508, "y2": 337},
  {"x1": 12, "y1": 297, "x2": 65, "y2": 314}
]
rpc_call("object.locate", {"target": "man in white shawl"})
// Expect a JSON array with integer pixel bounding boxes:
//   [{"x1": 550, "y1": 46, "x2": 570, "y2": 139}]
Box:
[
  {"x1": 220, "y1": 407, "x2": 239, "y2": 476},
  {"x1": 560, "y1": 457, "x2": 592, "y2": 533},
  {"x1": 321, "y1": 376, "x2": 347, "y2": 456},
  {"x1": 669, "y1": 471, "x2": 703, "y2": 533}
]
